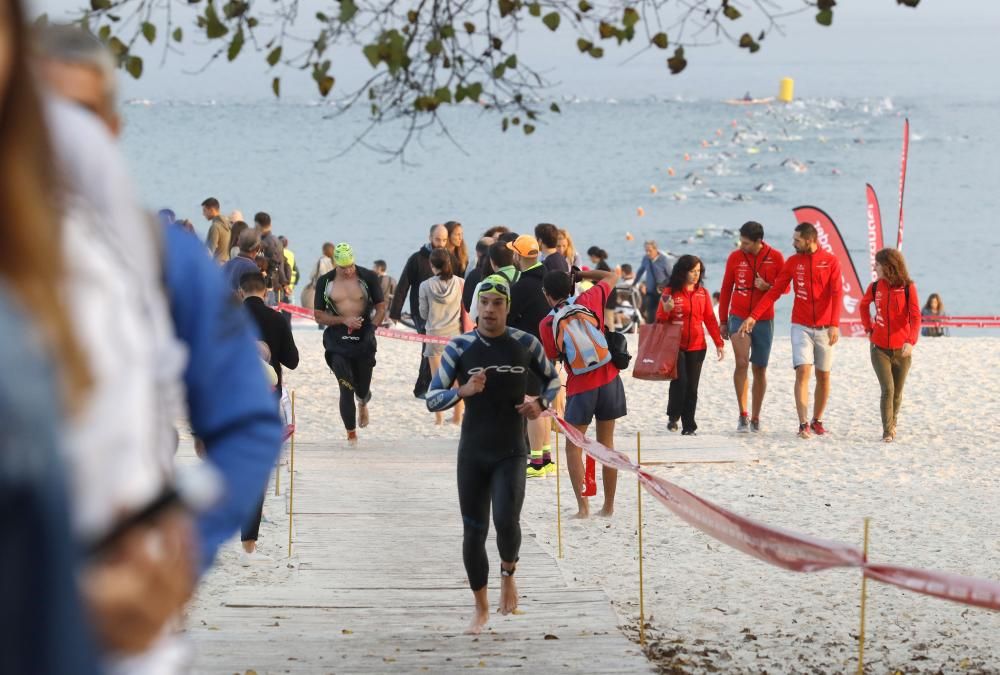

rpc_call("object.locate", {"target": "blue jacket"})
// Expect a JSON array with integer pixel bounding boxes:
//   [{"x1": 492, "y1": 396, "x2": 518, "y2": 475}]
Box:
[
  {"x1": 635, "y1": 254, "x2": 672, "y2": 294},
  {"x1": 163, "y1": 225, "x2": 283, "y2": 571},
  {"x1": 0, "y1": 290, "x2": 101, "y2": 675}
]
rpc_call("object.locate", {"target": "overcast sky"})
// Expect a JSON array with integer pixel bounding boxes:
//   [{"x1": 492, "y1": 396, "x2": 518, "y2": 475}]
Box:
[{"x1": 32, "y1": 0, "x2": 1000, "y2": 102}]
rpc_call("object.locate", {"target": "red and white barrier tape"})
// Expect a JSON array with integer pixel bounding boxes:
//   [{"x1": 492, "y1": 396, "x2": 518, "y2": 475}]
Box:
[
  {"x1": 277, "y1": 303, "x2": 450, "y2": 344},
  {"x1": 548, "y1": 413, "x2": 1000, "y2": 610}
]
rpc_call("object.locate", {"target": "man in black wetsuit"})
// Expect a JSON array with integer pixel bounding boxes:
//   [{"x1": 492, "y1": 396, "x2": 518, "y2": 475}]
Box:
[
  {"x1": 314, "y1": 243, "x2": 387, "y2": 445},
  {"x1": 426, "y1": 274, "x2": 560, "y2": 635}
]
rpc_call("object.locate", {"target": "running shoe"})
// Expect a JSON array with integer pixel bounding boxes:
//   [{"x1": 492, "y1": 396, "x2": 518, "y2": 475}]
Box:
[
  {"x1": 240, "y1": 550, "x2": 272, "y2": 567},
  {"x1": 736, "y1": 415, "x2": 750, "y2": 433},
  {"x1": 545, "y1": 461, "x2": 558, "y2": 476},
  {"x1": 797, "y1": 423, "x2": 811, "y2": 439},
  {"x1": 526, "y1": 464, "x2": 548, "y2": 479},
  {"x1": 750, "y1": 419, "x2": 761, "y2": 433},
  {"x1": 667, "y1": 419, "x2": 679, "y2": 432},
  {"x1": 681, "y1": 429, "x2": 697, "y2": 436},
  {"x1": 809, "y1": 419, "x2": 827, "y2": 436}
]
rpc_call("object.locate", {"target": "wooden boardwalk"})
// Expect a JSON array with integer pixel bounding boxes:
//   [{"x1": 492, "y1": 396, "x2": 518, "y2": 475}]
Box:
[{"x1": 186, "y1": 440, "x2": 653, "y2": 674}]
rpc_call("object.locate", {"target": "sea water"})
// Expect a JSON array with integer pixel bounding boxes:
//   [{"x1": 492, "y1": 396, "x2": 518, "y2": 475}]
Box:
[{"x1": 120, "y1": 96, "x2": 998, "y2": 328}]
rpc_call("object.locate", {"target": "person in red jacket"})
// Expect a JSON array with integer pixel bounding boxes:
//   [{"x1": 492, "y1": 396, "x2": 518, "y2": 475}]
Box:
[
  {"x1": 656, "y1": 255, "x2": 725, "y2": 435},
  {"x1": 859, "y1": 249, "x2": 921, "y2": 442},
  {"x1": 718, "y1": 221, "x2": 786, "y2": 433},
  {"x1": 738, "y1": 222, "x2": 843, "y2": 439}
]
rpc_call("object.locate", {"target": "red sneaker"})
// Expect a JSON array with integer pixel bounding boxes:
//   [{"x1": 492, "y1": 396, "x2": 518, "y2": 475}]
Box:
[{"x1": 809, "y1": 419, "x2": 827, "y2": 436}]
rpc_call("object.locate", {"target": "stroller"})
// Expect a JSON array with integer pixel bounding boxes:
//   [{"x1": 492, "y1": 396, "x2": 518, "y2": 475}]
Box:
[{"x1": 612, "y1": 284, "x2": 644, "y2": 334}]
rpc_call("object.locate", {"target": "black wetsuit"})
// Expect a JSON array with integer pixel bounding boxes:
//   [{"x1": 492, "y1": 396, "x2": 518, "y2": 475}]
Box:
[
  {"x1": 426, "y1": 328, "x2": 560, "y2": 591},
  {"x1": 314, "y1": 266, "x2": 384, "y2": 431}
]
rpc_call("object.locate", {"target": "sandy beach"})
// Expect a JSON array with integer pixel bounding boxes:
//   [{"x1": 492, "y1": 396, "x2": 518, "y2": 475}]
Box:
[{"x1": 189, "y1": 328, "x2": 1000, "y2": 673}]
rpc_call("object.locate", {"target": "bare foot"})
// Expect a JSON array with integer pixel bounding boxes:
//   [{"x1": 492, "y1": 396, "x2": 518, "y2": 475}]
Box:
[
  {"x1": 435, "y1": 414, "x2": 444, "y2": 426},
  {"x1": 571, "y1": 507, "x2": 590, "y2": 520},
  {"x1": 346, "y1": 430, "x2": 358, "y2": 446},
  {"x1": 596, "y1": 506, "x2": 614, "y2": 518},
  {"x1": 465, "y1": 605, "x2": 489, "y2": 635},
  {"x1": 451, "y1": 416, "x2": 462, "y2": 426},
  {"x1": 358, "y1": 404, "x2": 369, "y2": 429},
  {"x1": 498, "y1": 572, "x2": 519, "y2": 616}
]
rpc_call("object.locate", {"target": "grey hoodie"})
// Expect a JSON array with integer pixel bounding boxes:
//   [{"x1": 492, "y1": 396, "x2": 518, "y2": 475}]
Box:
[{"x1": 418, "y1": 275, "x2": 464, "y2": 336}]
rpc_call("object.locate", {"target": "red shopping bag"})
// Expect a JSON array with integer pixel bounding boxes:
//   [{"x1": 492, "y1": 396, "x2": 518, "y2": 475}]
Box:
[
  {"x1": 633, "y1": 323, "x2": 682, "y2": 381},
  {"x1": 582, "y1": 456, "x2": 597, "y2": 497}
]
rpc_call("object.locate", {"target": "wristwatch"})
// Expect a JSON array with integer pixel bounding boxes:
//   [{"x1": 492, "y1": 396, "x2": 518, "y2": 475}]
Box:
[{"x1": 537, "y1": 397, "x2": 550, "y2": 411}]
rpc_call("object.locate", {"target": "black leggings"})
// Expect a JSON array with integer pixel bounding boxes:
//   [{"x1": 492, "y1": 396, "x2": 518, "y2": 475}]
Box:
[
  {"x1": 327, "y1": 352, "x2": 375, "y2": 431},
  {"x1": 457, "y1": 453, "x2": 526, "y2": 591},
  {"x1": 241, "y1": 491, "x2": 265, "y2": 542},
  {"x1": 667, "y1": 349, "x2": 707, "y2": 433}
]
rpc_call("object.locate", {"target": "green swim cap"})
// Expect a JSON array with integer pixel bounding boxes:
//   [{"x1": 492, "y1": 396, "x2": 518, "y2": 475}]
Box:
[
  {"x1": 478, "y1": 274, "x2": 512, "y2": 305},
  {"x1": 333, "y1": 243, "x2": 355, "y2": 267}
]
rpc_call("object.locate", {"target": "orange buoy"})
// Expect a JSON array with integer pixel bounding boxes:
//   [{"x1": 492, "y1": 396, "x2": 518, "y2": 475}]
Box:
[
  {"x1": 667, "y1": 167, "x2": 675, "y2": 177},
  {"x1": 636, "y1": 207, "x2": 645, "y2": 217},
  {"x1": 625, "y1": 232, "x2": 635, "y2": 241},
  {"x1": 731, "y1": 120, "x2": 738, "y2": 127},
  {"x1": 701, "y1": 139, "x2": 709, "y2": 148},
  {"x1": 716, "y1": 129, "x2": 723, "y2": 136},
  {"x1": 650, "y1": 185, "x2": 658, "y2": 194},
  {"x1": 683, "y1": 153, "x2": 690, "y2": 161}
]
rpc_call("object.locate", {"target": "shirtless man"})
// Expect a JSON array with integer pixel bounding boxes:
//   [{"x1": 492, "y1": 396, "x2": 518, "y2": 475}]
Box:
[{"x1": 313, "y1": 244, "x2": 387, "y2": 444}]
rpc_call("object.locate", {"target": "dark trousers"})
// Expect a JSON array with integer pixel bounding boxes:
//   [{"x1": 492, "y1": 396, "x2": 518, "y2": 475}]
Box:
[
  {"x1": 458, "y1": 453, "x2": 526, "y2": 591},
  {"x1": 667, "y1": 349, "x2": 707, "y2": 433},
  {"x1": 642, "y1": 292, "x2": 661, "y2": 325},
  {"x1": 413, "y1": 318, "x2": 431, "y2": 398},
  {"x1": 241, "y1": 492, "x2": 265, "y2": 542},
  {"x1": 870, "y1": 344, "x2": 912, "y2": 436},
  {"x1": 328, "y1": 353, "x2": 375, "y2": 431}
]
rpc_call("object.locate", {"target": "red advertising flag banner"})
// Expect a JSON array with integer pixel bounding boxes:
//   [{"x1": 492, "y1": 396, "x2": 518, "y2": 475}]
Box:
[
  {"x1": 865, "y1": 184, "x2": 884, "y2": 284},
  {"x1": 865, "y1": 564, "x2": 1000, "y2": 611},
  {"x1": 793, "y1": 205, "x2": 866, "y2": 337}
]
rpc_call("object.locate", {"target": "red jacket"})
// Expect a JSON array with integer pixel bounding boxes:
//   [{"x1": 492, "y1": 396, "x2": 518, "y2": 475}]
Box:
[
  {"x1": 859, "y1": 280, "x2": 921, "y2": 349},
  {"x1": 656, "y1": 286, "x2": 724, "y2": 352},
  {"x1": 718, "y1": 243, "x2": 786, "y2": 325},
  {"x1": 751, "y1": 249, "x2": 843, "y2": 327}
]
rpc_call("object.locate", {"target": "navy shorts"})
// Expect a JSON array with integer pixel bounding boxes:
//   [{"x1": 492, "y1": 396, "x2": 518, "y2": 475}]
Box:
[
  {"x1": 728, "y1": 316, "x2": 775, "y2": 368},
  {"x1": 564, "y1": 375, "x2": 627, "y2": 426}
]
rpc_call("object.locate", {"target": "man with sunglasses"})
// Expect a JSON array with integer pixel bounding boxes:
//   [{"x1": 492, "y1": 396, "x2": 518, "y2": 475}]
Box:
[{"x1": 426, "y1": 275, "x2": 560, "y2": 636}]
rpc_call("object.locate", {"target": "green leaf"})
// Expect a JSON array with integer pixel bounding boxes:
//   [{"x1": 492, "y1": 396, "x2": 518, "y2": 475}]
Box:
[
  {"x1": 492, "y1": 63, "x2": 506, "y2": 78},
  {"x1": 667, "y1": 46, "x2": 686, "y2": 74},
  {"x1": 434, "y1": 86, "x2": 452, "y2": 103},
  {"x1": 317, "y1": 75, "x2": 335, "y2": 97},
  {"x1": 498, "y1": 0, "x2": 516, "y2": 18},
  {"x1": 598, "y1": 22, "x2": 615, "y2": 39},
  {"x1": 141, "y1": 21, "x2": 156, "y2": 44},
  {"x1": 817, "y1": 0, "x2": 837, "y2": 9},
  {"x1": 464, "y1": 21, "x2": 476, "y2": 33},
  {"x1": 622, "y1": 7, "x2": 639, "y2": 28},
  {"x1": 816, "y1": 8, "x2": 833, "y2": 26},
  {"x1": 651, "y1": 32, "x2": 668, "y2": 49},
  {"x1": 205, "y1": 4, "x2": 229, "y2": 38},
  {"x1": 316, "y1": 11, "x2": 329, "y2": 21},
  {"x1": 426, "y1": 39, "x2": 443, "y2": 56},
  {"x1": 339, "y1": 0, "x2": 358, "y2": 23},
  {"x1": 576, "y1": 38, "x2": 592, "y2": 52},
  {"x1": 491, "y1": 36, "x2": 503, "y2": 50},
  {"x1": 578, "y1": 0, "x2": 593, "y2": 11},
  {"x1": 247, "y1": 17, "x2": 258, "y2": 27},
  {"x1": 511, "y1": 116, "x2": 520, "y2": 125},
  {"x1": 505, "y1": 54, "x2": 518, "y2": 68},
  {"x1": 588, "y1": 46, "x2": 604, "y2": 58},
  {"x1": 440, "y1": 24, "x2": 455, "y2": 38},
  {"x1": 549, "y1": 102, "x2": 560, "y2": 113},
  {"x1": 528, "y1": 2, "x2": 541, "y2": 17},
  {"x1": 502, "y1": 117, "x2": 509, "y2": 132},
  {"x1": 271, "y1": 76, "x2": 280, "y2": 97},
  {"x1": 108, "y1": 37, "x2": 127, "y2": 57},
  {"x1": 748, "y1": 42, "x2": 760, "y2": 53},
  {"x1": 738, "y1": 33, "x2": 753, "y2": 48},
  {"x1": 172, "y1": 27, "x2": 183, "y2": 42},
  {"x1": 125, "y1": 55, "x2": 143, "y2": 79},
  {"x1": 542, "y1": 11, "x2": 560, "y2": 31},
  {"x1": 267, "y1": 46, "x2": 282, "y2": 66},
  {"x1": 723, "y1": 5, "x2": 741, "y2": 20},
  {"x1": 98, "y1": 25, "x2": 111, "y2": 41},
  {"x1": 90, "y1": 0, "x2": 111, "y2": 10},
  {"x1": 362, "y1": 44, "x2": 380, "y2": 67},
  {"x1": 524, "y1": 124, "x2": 536, "y2": 135},
  {"x1": 227, "y1": 29, "x2": 244, "y2": 61},
  {"x1": 407, "y1": 10, "x2": 418, "y2": 23},
  {"x1": 467, "y1": 82, "x2": 483, "y2": 100}
]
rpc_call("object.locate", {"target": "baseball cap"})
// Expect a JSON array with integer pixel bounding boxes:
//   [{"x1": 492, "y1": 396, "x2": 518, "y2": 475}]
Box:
[
  {"x1": 333, "y1": 243, "x2": 355, "y2": 267},
  {"x1": 505, "y1": 234, "x2": 539, "y2": 257}
]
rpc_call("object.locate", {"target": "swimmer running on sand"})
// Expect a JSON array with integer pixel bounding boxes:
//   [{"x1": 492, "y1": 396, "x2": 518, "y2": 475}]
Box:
[{"x1": 426, "y1": 275, "x2": 560, "y2": 635}]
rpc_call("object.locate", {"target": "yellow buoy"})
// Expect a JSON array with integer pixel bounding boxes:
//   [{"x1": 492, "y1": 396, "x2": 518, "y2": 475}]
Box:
[{"x1": 778, "y1": 77, "x2": 794, "y2": 103}]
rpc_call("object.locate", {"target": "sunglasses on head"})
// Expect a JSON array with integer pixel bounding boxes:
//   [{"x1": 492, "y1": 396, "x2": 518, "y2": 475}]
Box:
[{"x1": 479, "y1": 281, "x2": 509, "y2": 296}]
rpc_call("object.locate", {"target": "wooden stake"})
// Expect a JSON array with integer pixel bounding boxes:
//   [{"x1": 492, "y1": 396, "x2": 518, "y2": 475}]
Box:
[
  {"x1": 555, "y1": 427, "x2": 563, "y2": 559},
  {"x1": 288, "y1": 390, "x2": 296, "y2": 558},
  {"x1": 637, "y1": 431, "x2": 646, "y2": 647},
  {"x1": 857, "y1": 517, "x2": 871, "y2": 674}
]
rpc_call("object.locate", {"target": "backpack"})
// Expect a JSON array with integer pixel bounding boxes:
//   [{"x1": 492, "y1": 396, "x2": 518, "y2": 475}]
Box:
[{"x1": 551, "y1": 301, "x2": 613, "y2": 375}]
